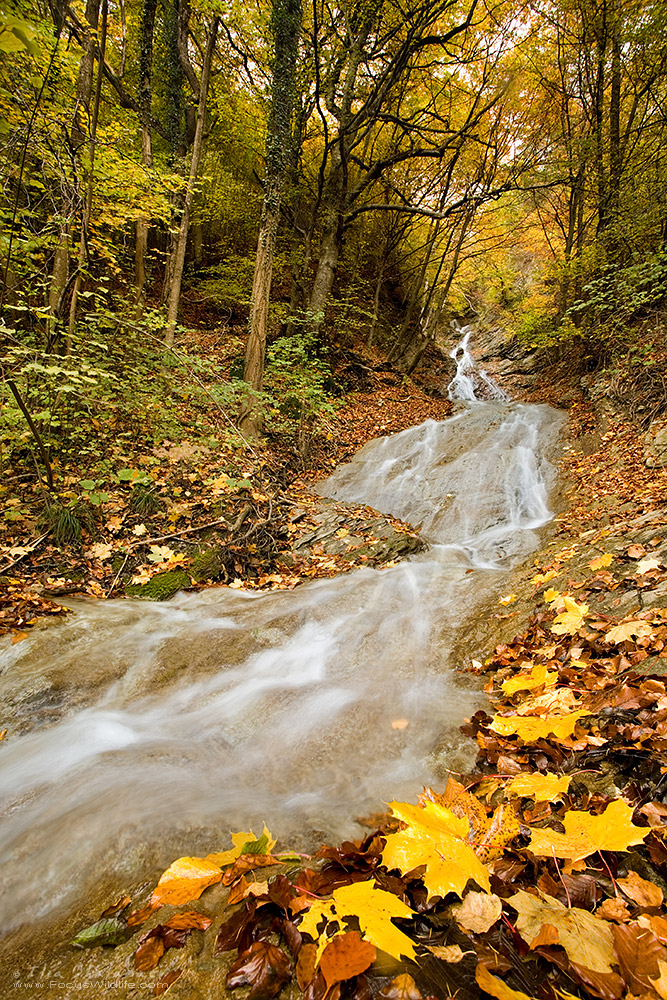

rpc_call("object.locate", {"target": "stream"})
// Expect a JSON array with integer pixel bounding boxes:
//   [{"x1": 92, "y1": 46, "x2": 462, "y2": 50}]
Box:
[{"x1": 0, "y1": 332, "x2": 564, "y2": 940}]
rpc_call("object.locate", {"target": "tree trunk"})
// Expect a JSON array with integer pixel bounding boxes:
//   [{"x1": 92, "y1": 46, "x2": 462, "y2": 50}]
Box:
[
  {"x1": 68, "y1": 0, "x2": 108, "y2": 344},
  {"x1": 240, "y1": 0, "x2": 302, "y2": 436},
  {"x1": 164, "y1": 18, "x2": 219, "y2": 346},
  {"x1": 135, "y1": 127, "x2": 154, "y2": 315}
]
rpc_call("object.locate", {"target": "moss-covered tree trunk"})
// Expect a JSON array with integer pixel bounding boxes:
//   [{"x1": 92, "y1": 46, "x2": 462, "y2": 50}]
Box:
[{"x1": 240, "y1": 0, "x2": 302, "y2": 437}]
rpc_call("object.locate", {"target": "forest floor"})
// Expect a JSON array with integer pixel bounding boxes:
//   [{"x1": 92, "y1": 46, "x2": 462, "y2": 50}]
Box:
[
  {"x1": 0, "y1": 332, "x2": 452, "y2": 638},
  {"x1": 6, "y1": 331, "x2": 667, "y2": 1000}
]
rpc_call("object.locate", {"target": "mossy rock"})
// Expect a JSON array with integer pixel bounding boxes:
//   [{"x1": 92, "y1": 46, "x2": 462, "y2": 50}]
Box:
[
  {"x1": 125, "y1": 568, "x2": 192, "y2": 601},
  {"x1": 191, "y1": 546, "x2": 224, "y2": 583}
]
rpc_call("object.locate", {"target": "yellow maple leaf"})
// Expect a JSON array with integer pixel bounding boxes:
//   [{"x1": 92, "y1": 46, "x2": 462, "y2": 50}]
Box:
[
  {"x1": 528, "y1": 799, "x2": 649, "y2": 861},
  {"x1": 588, "y1": 553, "x2": 613, "y2": 571},
  {"x1": 499, "y1": 594, "x2": 517, "y2": 606},
  {"x1": 532, "y1": 569, "x2": 557, "y2": 588},
  {"x1": 605, "y1": 619, "x2": 653, "y2": 643},
  {"x1": 490, "y1": 709, "x2": 588, "y2": 742},
  {"x1": 150, "y1": 856, "x2": 222, "y2": 907},
  {"x1": 551, "y1": 595, "x2": 588, "y2": 636},
  {"x1": 544, "y1": 587, "x2": 560, "y2": 604},
  {"x1": 299, "y1": 881, "x2": 416, "y2": 961},
  {"x1": 502, "y1": 662, "x2": 558, "y2": 696},
  {"x1": 506, "y1": 772, "x2": 571, "y2": 801},
  {"x1": 381, "y1": 800, "x2": 491, "y2": 899}
]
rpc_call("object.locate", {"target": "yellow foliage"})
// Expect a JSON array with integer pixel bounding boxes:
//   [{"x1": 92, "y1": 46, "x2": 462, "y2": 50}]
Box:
[
  {"x1": 551, "y1": 595, "x2": 589, "y2": 635},
  {"x1": 588, "y1": 553, "x2": 613, "y2": 570},
  {"x1": 528, "y1": 799, "x2": 649, "y2": 861},
  {"x1": 299, "y1": 881, "x2": 417, "y2": 961},
  {"x1": 502, "y1": 662, "x2": 557, "y2": 696},
  {"x1": 490, "y1": 709, "x2": 588, "y2": 742},
  {"x1": 506, "y1": 772, "x2": 570, "y2": 801},
  {"x1": 381, "y1": 799, "x2": 491, "y2": 899}
]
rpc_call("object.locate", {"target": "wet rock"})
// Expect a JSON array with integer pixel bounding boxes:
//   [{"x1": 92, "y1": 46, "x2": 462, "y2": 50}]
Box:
[
  {"x1": 644, "y1": 416, "x2": 667, "y2": 467},
  {"x1": 292, "y1": 497, "x2": 425, "y2": 565}
]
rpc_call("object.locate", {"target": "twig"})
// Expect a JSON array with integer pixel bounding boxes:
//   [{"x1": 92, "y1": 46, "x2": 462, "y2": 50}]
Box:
[
  {"x1": 0, "y1": 531, "x2": 51, "y2": 575},
  {"x1": 107, "y1": 504, "x2": 253, "y2": 596}
]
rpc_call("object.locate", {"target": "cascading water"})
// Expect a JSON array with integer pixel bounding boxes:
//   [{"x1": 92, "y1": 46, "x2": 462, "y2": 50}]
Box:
[
  {"x1": 0, "y1": 329, "x2": 563, "y2": 939},
  {"x1": 448, "y1": 325, "x2": 509, "y2": 402}
]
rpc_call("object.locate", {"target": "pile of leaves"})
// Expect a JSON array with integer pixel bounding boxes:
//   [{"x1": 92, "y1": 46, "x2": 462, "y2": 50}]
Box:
[{"x1": 72, "y1": 576, "x2": 667, "y2": 1000}]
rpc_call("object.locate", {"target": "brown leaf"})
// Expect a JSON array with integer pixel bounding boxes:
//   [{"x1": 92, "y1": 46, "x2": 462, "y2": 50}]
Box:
[
  {"x1": 135, "y1": 934, "x2": 165, "y2": 972},
  {"x1": 319, "y1": 931, "x2": 376, "y2": 989},
  {"x1": 618, "y1": 871, "x2": 664, "y2": 909},
  {"x1": 101, "y1": 894, "x2": 131, "y2": 918},
  {"x1": 222, "y1": 853, "x2": 280, "y2": 886},
  {"x1": 226, "y1": 940, "x2": 291, "y2": 1000},
  {"x1": 378, "y1": 973, "x2": 422, "y2": 999},
  {"x1": 612, "y1": 922, "x2": 667, "y2": 994},
  {"x1": 154, "y1": 969, "x2": 183, "y2": 996},
  {"x1": 296, "y1": 942, "x2": 319, "y2": 990}
]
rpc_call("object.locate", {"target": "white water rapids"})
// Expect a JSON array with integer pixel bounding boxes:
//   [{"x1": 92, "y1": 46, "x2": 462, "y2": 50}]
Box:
[{"x1": 0, "y1": 331, "x2": 563, "y2": 935}]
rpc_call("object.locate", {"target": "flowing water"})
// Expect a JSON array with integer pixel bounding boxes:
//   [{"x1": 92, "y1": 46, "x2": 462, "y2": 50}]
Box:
[{"x1": 0, "y1": 330, "x2": 563, "y2": 936}]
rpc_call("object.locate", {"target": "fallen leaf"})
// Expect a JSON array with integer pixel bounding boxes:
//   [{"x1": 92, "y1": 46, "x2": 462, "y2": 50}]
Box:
[
  {"x1": 11, "y1": 631, "x2": 28, "y2": 644},
  {"x1": 154, "y1": 969, "x2": 182, "y2": 996},
  {"x1": 637, "y1": 556, "x2": 662, "y2": 574},
  {"x1": 605, "y1": 620, "x2": 654, "y2": 643},
  {"x1": 551, "y1": 595, "x2": 589, "y2": 635},
  {"x1": 490, "y1": 710, "x2": 588, "y2": 742},
  {"x1": 378, "y1": 973, "x2": 422, "y2": 999},
  {"x1": 88, "y1": 541, "x2": 113, "y2": 560},
  {"x1": 163, "y1": 910, "x2": 213, "y2": 931},
  {"x1": 319, "y1": 930, "x2": 376, "y2": 988},
  {"x1": 617, "y1": 871, "x2": 663, "y2": 908},
  {"x1": 596, "y1": 897, "x2": 632, "y2": 922},
  {"x1": 132, "y1": 523, "x2": 147, "y2": 536},
  {"x1": 628, "y1": 544, "x2": 647, "y2": 559},
  {"x1": 226, "y1": 940, "x2": 291, "y2": 1000},
  {"x1": 509, "y1": 890, "x2": 615, "y2": 973},
  {"x1": 589, "y1": 554, "x2": 613, "y2": 570},
  {"x1": 71, "y1": 916, "x2": 131, "y2": 948},
  {"x1": 452, "y1": 891, "x2": 502, "y2": 933},
  {"x1": 381, "y1": 800, "x2": 491, "y2": 899},
  {"x1": 391, "y1": 718, "x2": 409, "y2": 730},
  {"x1": 506, "y1": 772, "x2": 570, "y2": 801},
  {"x1": 528, "y1": 799, "x2": 649, "y2": 861},
  {"x1": 150, "y1": 856, "x2": 222, "y2": 908},
  {"x1": 612, "y1": 921, "x2": 667, "y2": 993},
  {"x1": 475, "y1": 964, "x2": 533, "y2": 1000},
  {"x1": 135, "y1": 933, "x2": 165, "y2": 971},
  {"x1": 427, "y1": 943, "x2": 467, "y2": 962},
  {"x1": 499, "y1": 594, "x2": 517, "y2": 606},
  {"x1": 299, "y1": 881, "x2": 417, "y2": 961},
  {"x1": 651, "y1": 958, "x2": 667, "y2": 1000},
  {"x1": 501, "y1": 662, "x2": 558, "y2": 696}
]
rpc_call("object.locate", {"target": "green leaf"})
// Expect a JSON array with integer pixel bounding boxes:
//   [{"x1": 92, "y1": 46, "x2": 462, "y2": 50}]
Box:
[{"x1": 71, "y1": 916, "x2": 131, "y2": 949}]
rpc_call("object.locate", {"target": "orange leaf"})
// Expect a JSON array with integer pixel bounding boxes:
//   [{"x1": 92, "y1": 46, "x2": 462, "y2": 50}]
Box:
[
  {"x1": 151, "y1": 856, "x2": 222, "y2": 908},
  {"x1": 163, "y1": 910, "x2": 212, "y2": 931},
  {"x1": 319, "y1": 930, "x2": 376, "y2": 989}
]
